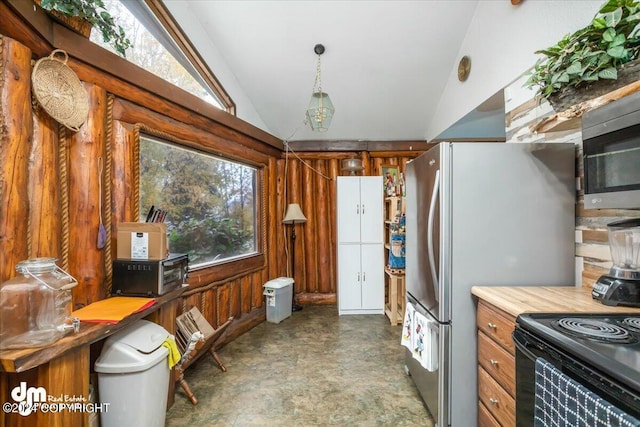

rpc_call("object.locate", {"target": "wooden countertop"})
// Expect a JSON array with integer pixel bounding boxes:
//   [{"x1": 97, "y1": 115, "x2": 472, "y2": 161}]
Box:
[
  {"x1": 471, "y1": 286, "x2": 640, "y2": 319},
  {"x1": 0, "y1": 287, "x2": 184, "y2": 373}
]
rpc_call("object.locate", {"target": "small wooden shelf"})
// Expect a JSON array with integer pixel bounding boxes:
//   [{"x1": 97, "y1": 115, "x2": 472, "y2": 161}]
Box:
[{"x1": 384, "y1": 267, "x2": 405, "y2": 326}]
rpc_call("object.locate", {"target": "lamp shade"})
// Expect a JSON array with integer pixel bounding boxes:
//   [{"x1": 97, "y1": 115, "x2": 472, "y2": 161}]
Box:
[
  {"x1": 306, "y1": 91, "x2": 334, "y2": 132},
  {"x1": 282, "y1": 203, "x2": 307, "y2": 224}
]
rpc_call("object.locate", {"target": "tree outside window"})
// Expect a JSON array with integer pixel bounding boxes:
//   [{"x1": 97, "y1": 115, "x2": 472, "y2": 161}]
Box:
[{"x1": 140, "y1": 137, "x2": 256, "y2": 267}]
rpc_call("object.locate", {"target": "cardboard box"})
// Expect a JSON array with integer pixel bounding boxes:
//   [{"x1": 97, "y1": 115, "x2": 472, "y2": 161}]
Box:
[{"x1": 116, "y1": 222, "x2": 168, "y2": 260}]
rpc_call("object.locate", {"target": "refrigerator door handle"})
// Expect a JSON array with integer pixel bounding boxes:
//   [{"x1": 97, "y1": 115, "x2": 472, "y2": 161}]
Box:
[{"x1": 427, "y1": 169, "x2": 440, "y2": 302}]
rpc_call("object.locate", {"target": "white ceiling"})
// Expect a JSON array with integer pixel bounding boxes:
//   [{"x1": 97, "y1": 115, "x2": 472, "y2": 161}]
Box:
[{"x1": 166, "y1": 0, "x2": 483, "y2": 142}]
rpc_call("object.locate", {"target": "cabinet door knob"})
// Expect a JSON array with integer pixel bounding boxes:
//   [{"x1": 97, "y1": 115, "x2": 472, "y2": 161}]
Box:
[
  {"x1": 362, "y1": 204, "x2": 365, "y2": 214},
  {"x1": 487, "y1": 322, "x2": 497, "y2": 330},
  {"x1": 490, "y1": 359, "x2": 499, "y2": 367},
  {"x1": 357, "y1": 272, "x2": 360, "y2": 282},
  {"x1": 363, "y1": 272, "x2": 366, "y2": 282},
  {"x1": 356, "y1": 204, "x2": 360, "y2": 214},
  {"x1": 489, "y1": 398, "x2": 499, "y2": 405}
]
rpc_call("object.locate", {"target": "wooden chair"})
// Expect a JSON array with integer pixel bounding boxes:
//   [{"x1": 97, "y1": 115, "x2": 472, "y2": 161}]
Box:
[{"x1": 175, "y1": 307, "x2": 234, "y2": 405}]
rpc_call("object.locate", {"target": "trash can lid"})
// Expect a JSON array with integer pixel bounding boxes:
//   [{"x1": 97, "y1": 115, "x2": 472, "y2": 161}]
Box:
[
  {"x1": 263, "y1": 277, "x2": 294, "y2": 288},
  {"x1": 94, "y1": 320, "x2": 170, "y2": 374}
]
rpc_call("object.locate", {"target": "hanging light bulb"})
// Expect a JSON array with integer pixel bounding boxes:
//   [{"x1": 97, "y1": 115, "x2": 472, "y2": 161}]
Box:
[{"x1": 306, "y1": 44, "x2": 335, "y2": 132}]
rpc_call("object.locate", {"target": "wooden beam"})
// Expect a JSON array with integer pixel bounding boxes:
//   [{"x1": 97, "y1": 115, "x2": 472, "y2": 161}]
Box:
[{"x1": 287, "y1": 140, "x2": 431, "y2": 152}]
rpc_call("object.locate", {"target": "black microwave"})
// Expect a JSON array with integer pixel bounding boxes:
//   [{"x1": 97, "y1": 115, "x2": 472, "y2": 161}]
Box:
[
  {"x1": 582, "y1": 91, "x2": 640, "y2": 209},
  {"x1": 112, "y1": 253, "x2": 188, "y2": 297}
]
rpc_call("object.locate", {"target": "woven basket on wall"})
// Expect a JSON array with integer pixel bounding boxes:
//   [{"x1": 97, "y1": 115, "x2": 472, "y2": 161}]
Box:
[{"x1": 31, "y1": 49, "x2": 89, "y2": 132}]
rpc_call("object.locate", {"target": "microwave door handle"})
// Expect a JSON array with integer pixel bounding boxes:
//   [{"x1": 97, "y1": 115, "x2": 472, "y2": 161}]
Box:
[{"x1": 427, "y1": 169, "x2": 440, "y2": 302}]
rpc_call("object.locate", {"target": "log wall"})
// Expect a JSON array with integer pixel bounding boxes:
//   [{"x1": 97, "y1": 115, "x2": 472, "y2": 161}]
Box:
[
  {"x1": 0, "y1": 32, "x2": 278, "y2": 342},
  {"x1": 505, "y1": 74, "x2": 640, "y2": 288},
  {"x1": 277, "y1": 151, "x2": 423, "y2": 305}
]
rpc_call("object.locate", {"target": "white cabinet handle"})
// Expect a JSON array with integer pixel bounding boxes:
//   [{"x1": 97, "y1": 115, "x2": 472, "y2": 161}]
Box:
[
  {"x1": 490, "y1": 359, "x2": 499, "y2": 367},
  {"x1": 489, "y1": 398, "x2": 499, "y2": 405},
  {"x1": 362, "y1": 204, "x2": 365, "y2": 214},
  {"x1": 363, "y1": 272, "x2": 366, "y2": 282},
  {"x1": 357, "y1": 272, "x2": 360, "y2": 282},
  {"x1": 487, "y1": 322, "x2": 497, "y2": 330},
  {"x1": 356, "y1": 204, "x2": 359, "y2": 214}
]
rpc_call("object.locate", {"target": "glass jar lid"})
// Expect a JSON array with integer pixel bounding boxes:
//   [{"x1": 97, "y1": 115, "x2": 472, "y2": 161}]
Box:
[{"x1": 16, "y1": 257, "x2": 57, "y2": 274}]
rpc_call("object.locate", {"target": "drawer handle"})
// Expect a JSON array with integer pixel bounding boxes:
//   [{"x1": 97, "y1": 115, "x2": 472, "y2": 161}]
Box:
[
  {"x1": 489, "y1": 398, "x2": 499, "y2": 405},
  {"x1": 490, "y1": 359, "x2": 499, "y2": 367},
  {"x1": 487, "y1": 322, "x2": 497, "y2": 330}
]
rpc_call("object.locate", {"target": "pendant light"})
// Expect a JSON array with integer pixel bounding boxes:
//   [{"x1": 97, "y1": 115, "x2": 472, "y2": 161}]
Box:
[{"x1": 306, "y1": 44, "x2": 335, "y2": 132}]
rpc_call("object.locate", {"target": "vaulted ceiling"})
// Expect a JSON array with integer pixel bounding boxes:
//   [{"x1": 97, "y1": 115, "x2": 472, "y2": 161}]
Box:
[{"x1": 164, "y1": 1, "x2": 601, "y2": 143}]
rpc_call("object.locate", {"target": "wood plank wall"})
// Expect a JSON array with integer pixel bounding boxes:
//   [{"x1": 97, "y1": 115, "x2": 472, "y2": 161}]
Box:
[
  {"x1": 275, "y1": 151, "x2": 423, "y2": 305},
  {"x1": 505, "y1": 74, "x2": 640, "y2": 288}
]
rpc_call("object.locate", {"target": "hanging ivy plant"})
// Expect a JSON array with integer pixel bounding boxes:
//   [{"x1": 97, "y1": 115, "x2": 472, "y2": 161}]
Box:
[
  {"x1": 39, "y1": 0, "x2": 132, "y2": 57},
  {"x1": 525, "y1": 0, "x2": 640, "y2": 99}
]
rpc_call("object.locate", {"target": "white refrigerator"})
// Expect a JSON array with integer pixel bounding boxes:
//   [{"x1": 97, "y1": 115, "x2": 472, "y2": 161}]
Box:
[{"x1": 404, "y1": 142, "x2": 576, "y2": 427}]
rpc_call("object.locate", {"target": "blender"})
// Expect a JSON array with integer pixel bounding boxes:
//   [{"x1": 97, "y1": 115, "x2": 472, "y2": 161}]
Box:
[{"x1": 592, "y1": 218, "x2": 640, "y2": 306}]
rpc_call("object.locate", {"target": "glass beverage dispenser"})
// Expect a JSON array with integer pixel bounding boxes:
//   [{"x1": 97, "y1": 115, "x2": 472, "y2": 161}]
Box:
[{"x1": 0, "y1": 258, "x2": 80, "y2": 350}]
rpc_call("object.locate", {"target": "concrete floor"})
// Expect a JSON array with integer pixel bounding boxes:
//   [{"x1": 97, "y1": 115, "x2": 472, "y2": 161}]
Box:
[{"x1": 165, "y1": 305, "x2": 434, "y2": 426}]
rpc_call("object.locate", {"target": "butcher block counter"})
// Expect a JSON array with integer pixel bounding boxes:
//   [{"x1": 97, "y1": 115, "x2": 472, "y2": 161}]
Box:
[
  {"x1": 471, "y1": 285, "x2": 640, "y2": 318},
  {"x1": 471, "y1": 286, "x2": 640, "y2": 426}
]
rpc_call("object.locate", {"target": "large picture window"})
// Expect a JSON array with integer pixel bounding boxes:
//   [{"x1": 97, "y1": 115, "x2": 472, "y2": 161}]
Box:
[{"x1": 139, "y1": 136, "x2": 257, "y2": 268}]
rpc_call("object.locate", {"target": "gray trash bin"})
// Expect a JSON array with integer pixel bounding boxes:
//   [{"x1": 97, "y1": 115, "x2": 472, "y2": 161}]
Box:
[
  {"x1": 263, "y1": 277, "x2": 293, "y2": 323},
  {"x1": 95, "y1": 319, "x2": 171, "y2": 427}
]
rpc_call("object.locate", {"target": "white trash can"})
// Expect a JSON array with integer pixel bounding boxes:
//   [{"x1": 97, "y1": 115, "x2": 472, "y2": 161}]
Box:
[
  {"x1": 263, "y1": 277, "x2": 293, "y2": 323},
  {"x1": 95, "y1": 320, "x2": 171, "y2": 427}
]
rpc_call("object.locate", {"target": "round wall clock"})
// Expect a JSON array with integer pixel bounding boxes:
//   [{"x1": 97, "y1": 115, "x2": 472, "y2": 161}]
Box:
[{"x1": 457, "y1": 56, "x2": 471, "y2": 82}]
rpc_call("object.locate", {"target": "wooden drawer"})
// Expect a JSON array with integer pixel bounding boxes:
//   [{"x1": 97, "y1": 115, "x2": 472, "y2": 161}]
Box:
[
  {"x1": 477, "y1": 301, "x2": 515, "y2": 354},
  {"x1": 478, "y1": 331, "x2": 515, "y2": 397},
  {"x1": 478, "y1": 366, "x2": 515, "y2": 427},
  {"x1": 478, "y1": 401, "x2": 501, "y2": 427}
]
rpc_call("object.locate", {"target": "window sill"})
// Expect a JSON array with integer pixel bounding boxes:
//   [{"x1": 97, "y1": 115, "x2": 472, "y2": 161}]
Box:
[{"x1": 185, "y1": 253, "x2": 265, "y2": 289}]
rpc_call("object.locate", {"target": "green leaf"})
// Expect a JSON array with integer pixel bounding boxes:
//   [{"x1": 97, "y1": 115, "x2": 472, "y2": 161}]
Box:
[
  {"x1": 556, "y1": 72, "x2": 570, "y2": 83},
  {"x1": 598, "y1": 52, "x2": 613, "y2": 65},
  {"x1": 603, "y1": 27, "x2": 616, "y2": 41},
  {"x1": 607, "y1": 45, "x2": 627, "y2": 57},
  {"x1": 592, "y1": 17, "x2": 607, "y2": 29},
  {"x1": 610, "y1": 33, "x2": 627, "y2": 46},
  {"x1": 598, "y1": 67, "x2": 618, "y2": 79},
  {"x1": 599, "y1": 0, "x2": 621, "y2": 14},
  {"x1": 603, "y1": 8, "x2": 624, "y2": 27},
  {"x1": 565, "y1": 61, "x2": 583, "y2": 74},
  {"x1": 582, "y1": 71, "x2": 600, "y2": 81}
]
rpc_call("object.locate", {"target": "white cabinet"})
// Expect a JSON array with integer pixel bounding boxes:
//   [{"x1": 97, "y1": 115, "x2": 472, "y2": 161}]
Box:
[
  {"x1": 337, "y1": 176, "x2": 383, "y2": 244},
  {"x1": 338, "y1": 244, "x2": 384, "y2": 313},
  {"x1": 337, "y1": 176, "x2": 384, "y2": 315}
]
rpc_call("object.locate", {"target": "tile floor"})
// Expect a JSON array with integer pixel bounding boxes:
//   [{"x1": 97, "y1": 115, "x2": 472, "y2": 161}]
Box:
[{"x1": 165, "y1": 305, "x2": 434, "y2": 426}]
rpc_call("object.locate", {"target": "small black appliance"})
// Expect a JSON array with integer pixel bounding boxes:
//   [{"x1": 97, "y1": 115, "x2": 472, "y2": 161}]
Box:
[{"x1": 592, "y1": 218, "x2": 640, "y2": 307}]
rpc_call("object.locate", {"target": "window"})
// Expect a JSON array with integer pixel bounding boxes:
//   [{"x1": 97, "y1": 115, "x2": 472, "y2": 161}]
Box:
[
  {"x1": 139, "y1": 136, "x2": 257, "y2": 268},
  {"x1": 90, "y1": 0, "x2": 234, "y2": 112}
]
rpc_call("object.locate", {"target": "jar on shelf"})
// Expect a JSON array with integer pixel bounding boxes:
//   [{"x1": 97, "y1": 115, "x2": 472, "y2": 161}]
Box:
[{"x1": 0, "y1": 258, "x2": 79, "y2": 350}]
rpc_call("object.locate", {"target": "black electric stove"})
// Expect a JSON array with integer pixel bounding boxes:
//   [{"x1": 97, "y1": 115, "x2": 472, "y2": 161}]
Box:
[{"x1": 516, "y1": 313, "x2": 640, "y2": 393}]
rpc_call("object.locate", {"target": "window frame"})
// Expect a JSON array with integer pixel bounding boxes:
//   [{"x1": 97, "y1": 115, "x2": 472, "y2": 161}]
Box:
[
  {"x1": 139, "y1": 0, "x2": 235, "y2": 114},
  {"x1": 133, "y1": 124, "x2": 266, "y2": 278}
]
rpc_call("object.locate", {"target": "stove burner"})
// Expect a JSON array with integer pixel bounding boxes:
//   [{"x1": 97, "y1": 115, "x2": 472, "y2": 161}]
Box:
[
  {"x1": 553, "y1": 318, "x2": 637, "y2": 344},
  {"x1": 620, "y1": 317, "x2": 640, "y2": 333}
]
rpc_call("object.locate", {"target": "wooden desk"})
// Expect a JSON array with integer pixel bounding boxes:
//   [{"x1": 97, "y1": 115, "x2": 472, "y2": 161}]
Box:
[{"x1": 0, "y1": 287, "x2": 183, "y2": 427}]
